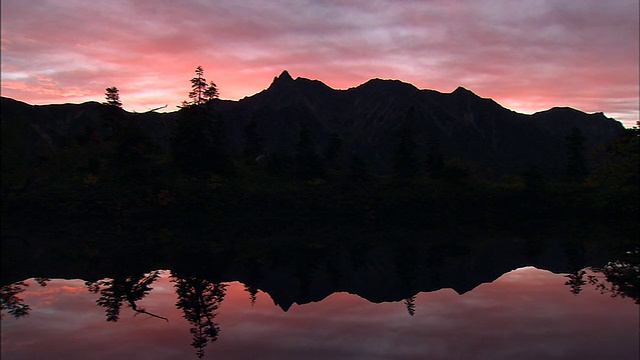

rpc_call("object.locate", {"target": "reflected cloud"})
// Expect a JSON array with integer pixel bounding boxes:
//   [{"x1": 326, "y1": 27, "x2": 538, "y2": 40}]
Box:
[{"x1": 1, "y1": 268, "x2": 638, "y2": 360}]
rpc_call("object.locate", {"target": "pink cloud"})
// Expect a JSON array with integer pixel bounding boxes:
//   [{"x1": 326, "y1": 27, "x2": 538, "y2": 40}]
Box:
[{"x1": 1, "y1": 0, "x2": 638, "y2": 126}]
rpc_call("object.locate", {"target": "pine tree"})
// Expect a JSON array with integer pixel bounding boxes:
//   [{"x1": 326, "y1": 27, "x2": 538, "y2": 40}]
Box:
[
  {"x1": 104, "y1": 87, "x2": 122, "y2": 107},
  {"x1": 565, "y1": 127, "x2": 588, "y2": 183},
  {"x1": 393, "y1": 107, "x2": 418, "y2": 179},
  {"x1": 186, "y1": 66, "x2": 219, "y2": 107},
  {"x1": 242, "y1": 118, "x2": 263, "y2": 163},
  {"x1": 294, "y1": 124, "x2": 324, "y2": 181}
]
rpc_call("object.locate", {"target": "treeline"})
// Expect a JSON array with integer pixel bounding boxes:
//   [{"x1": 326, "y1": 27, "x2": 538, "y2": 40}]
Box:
[{"x1": 1, "y1": 67, "x2": 638, "y2": 238}]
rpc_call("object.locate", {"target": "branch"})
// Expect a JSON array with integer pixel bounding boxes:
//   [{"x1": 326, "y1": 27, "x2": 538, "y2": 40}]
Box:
[{"x1": 145, "y1": 105, "x2": 168, "y2": 113}]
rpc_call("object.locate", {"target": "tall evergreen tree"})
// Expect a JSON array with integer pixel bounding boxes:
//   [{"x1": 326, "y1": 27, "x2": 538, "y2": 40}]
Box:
[
  {"x1": 173, "y1": 68, "x2": 232, "y2": 175},
  {"x1": 242, "y1": 118, "x2": 263, "y2": 163},
  {"x1": 104, "y1": 87, "x2": 122, "y2": 108},
  {"x1": 323, "y1": 132, "x2": 343, "y2": 170},
  {"x1": 565, "y1": 127, "x2": 588, "y2": 183},
  {"x1": 294, "y1": 124, "x2": 324, "y2": 181},
  {"x1": 185, "y1": 66, "x2": 219, "y2": 107},
  {"x1": 393, "y1": 107, "x2": 419, "y2": 179}
]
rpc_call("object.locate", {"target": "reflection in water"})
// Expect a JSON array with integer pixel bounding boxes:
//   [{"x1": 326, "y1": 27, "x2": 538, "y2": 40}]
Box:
[
  {"x1": 172, "y1": 275, "x2": 227, "y2": 359},
  {"x1": 586, "y1": 248, "x2": 639, "y2": 304},
  {"x1": 565, "y1": 270, "x2": 587, "y2": 295},
  {"x1": 2, "y1": 229, "x2": 638, "y2": 359},
  {"x1": 86, "y1": 271, "x2": 168, "y2": 322},
  {"x1": 1, "y1": 281, "x2": 30, "y2": 319},
  {"x1": 0, "y1": 278, "x2": 49, "y2": 319},
  {"x1": 0, "y1": 268, "x2": 638, "y2": 360},
  {"x1": 404, "y1": 295, "x2": 416, "y2": 316}
]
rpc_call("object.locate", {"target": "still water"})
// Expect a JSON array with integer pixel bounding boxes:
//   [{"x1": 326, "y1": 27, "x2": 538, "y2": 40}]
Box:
[{"x1": 2, "y1": 266, "x2": 638, "y2": 360}]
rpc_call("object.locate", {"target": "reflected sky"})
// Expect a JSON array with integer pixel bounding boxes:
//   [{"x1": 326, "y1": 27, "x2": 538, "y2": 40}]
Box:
[{"x1": 1, "y1": 267, "x2": 638, "y2": 360}]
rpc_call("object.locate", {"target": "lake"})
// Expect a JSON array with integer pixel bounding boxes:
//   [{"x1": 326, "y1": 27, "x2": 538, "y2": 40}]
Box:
[{"x1": 1, "y1": 225, "x2": 638, "y2": 359}]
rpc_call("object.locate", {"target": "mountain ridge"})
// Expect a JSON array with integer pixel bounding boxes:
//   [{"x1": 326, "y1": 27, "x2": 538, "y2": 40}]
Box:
[{"x1": 0, "y1": 71, "x2": 625, "y2": 178}]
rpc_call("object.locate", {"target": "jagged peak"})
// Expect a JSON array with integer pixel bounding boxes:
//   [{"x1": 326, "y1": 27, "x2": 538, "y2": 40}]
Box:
[
  {"x1": 452, "y1": 86, "x2": 476, "y2": 96},
  {"x1": 274, "y1": 70, "x2": 294, "y2": 82}
]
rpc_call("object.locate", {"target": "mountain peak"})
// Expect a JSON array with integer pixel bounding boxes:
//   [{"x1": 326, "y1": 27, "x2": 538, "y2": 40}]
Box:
[
  {"x1": 452, "y1": 86, "x2": 474, "y2": 95},
  {"x1": 276, "y1": 70, "x2": 293, "y2": 82}
]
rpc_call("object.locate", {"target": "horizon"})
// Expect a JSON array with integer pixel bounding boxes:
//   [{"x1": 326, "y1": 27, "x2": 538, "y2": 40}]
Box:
[
  {"x1": 0, "y1": 71, "x2": 628, "y2": 125},
  {"x1": 1, "y1": 0, "x2": 638, "y2": 128}
]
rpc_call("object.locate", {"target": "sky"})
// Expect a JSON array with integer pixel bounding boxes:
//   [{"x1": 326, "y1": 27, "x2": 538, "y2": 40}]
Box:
[{"x1": 1, "y1": 0, "x2": 638, "y2": 127}]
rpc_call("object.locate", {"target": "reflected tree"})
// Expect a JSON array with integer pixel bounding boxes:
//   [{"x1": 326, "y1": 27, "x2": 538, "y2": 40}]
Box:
[
  {"x1": 86, "y1": 271, "x2": 167, "y2": 322},
  {"x1": 565, "y1": 127, "x2": 588, "y2": 183},
  {"x1": 172, "y1": 274, "x2": 227, "y2": 359},
  {"x1": 244, "y1": 283, "x2": 259, "y2": 306},
  {"x1": 404, "y1": 295, "x2": 416, "y2": 316},
  {"x1": 564, "y1": 270, "x2": 587, "y2": 295},
  {"x1": 393, "y1": 107, "x2": 418, "y2": 179},
  {"x1": 1, "y1": 281, "x2": 31, "y2": 319},
  {"x1": 1, "y1": 278, "x2": 50, "y2": 319},
  {"x1": 588, "y1": 248, "x2": 639, "y2": 304}
]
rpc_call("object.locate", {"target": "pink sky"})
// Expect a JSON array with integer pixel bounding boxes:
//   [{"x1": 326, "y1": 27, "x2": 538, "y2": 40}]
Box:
[{"x1": 1, "y1": 0, "x2": 638, "y2": 127}]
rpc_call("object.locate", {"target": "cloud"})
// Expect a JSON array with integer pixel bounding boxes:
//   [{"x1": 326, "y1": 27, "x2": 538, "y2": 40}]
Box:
[{"x1": 1, "y1": 0, "x2": 638, "y2": 126}]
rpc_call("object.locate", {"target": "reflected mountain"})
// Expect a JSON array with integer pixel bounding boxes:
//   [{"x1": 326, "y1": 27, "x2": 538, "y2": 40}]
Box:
[
  {"x1": 1, "y1": 230, "x2": 637, "y2": 359},
  {"x1": 2, "y1": 225, "x2": 637, "y2": 312}
]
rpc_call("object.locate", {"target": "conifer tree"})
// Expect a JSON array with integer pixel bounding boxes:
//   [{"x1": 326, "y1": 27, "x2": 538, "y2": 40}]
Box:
[
  {"x1": 242, "y1": 118, "x2": 263, "y2": 163},
  {"x1": 565, "y1": 127, "x2": 588, "y2": 183},
  {"x1": 393, "y1": 107, "x2": 418, "y2": 179},
  {"x1": 186, "y1": 66, "x2": 219, "y2": 107},
  {"x1": 173, "y1": 67, "x2": 232, "y2": 175},
  {"x1": 104, "y1": 87, "x2": 122, "y2": 107}
]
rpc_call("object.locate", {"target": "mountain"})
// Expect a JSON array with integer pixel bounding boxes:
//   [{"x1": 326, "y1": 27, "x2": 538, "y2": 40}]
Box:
[{"x1": 0, "y1": 71, "x2": 625, "y2": 178}]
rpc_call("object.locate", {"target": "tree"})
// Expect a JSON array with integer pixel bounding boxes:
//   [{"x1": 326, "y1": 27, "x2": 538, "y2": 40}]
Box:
[
  {"x1": 86, "y1": 271, "x2": 167, "y2": 322},
  {"x1": 173, "y1": 68, "x2": 233, "y2": 175},
  {"x1": 294, "y1": 124, "x2": 324, "y2": 181},
  {"x1": 393, "y1": 107, "x2": 419, "y2": 179},
  {"x1": 186, "y1": 66, "x2": 219, "y2": 107},
  {"x1": 242, "y1": 118, "x2": 263, "y2": 163},
  {"x1": 323, "y1": 132, "x2": 343, "y2": 170},
  {"x1": 565, "y1": 127, "x2": 588, "y2": 183},
  {"x1": 172, "y1": 275, "x2": 227, "y2": 358},
  {"x1": 104, "y1": 87, "x2": 122, "y2": 108},
  {"x1": 349, "y1": 154, "x2": 369, "y2": 183}
]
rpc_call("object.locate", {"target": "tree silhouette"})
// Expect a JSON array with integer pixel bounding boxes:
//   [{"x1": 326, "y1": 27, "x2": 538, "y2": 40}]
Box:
[
  {"x1": 242, "y1": 118, "x2": 263, "y2": 163},
  {"x1": 172, "y1": 70, "x2": 233, "y2": 175},
  {"x1": 587, "y1": 248, "x2": 639, "y2": 303},
  {"x1": 349, "y1": 154, "x2": 369, "y2": 183},
  {"x1": 1, "y1": 278, "x2": 50, "y2": 319},
  {"x1": 404, "y1": 295, "x2": 416, "y2": 316},
  {"x1": 86, "y1": 271, "x2": 167, "y2": 322},
  {"x1": 522, "y1": 164, "x2": 544, "y2": 189},
  {"x1": 564, "y1": 270, "x2": 587, "y2": 295},
  {"x1": 185, "y1": 66, "x2": 219, "y2": 107},
  {"x1": 172, "y1": 275, "x2": 227, "y2": 359},
  {"x1": 425, "y1": 141, "x2": 444, "y2": 178},
  {"x1": 565, "y1": 127, "x2": 588, "y2": 183},
  {"x1": 393, "y1": 107, "x2": 418, "y2": 179},
  {"x1": 104, "y1": 86, "x2": 122, "y2": 108},
  {"x1": 244, "y1": 283, "x2": 259, "y2": 306},
  {"x1": 1, "y1": 281, "x2": 31, "y2": 319},
  {"x1": 294, "y1": 124, "x2": 324, "y2": 181},
  {"x1": 323, "y1": 132, "x2": 343, "y2": 170}
]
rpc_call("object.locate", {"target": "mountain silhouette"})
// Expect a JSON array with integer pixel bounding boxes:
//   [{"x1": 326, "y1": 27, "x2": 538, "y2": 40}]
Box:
[{"x1": 0, "y1": 71, "x2": 625, "y2": 178}]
